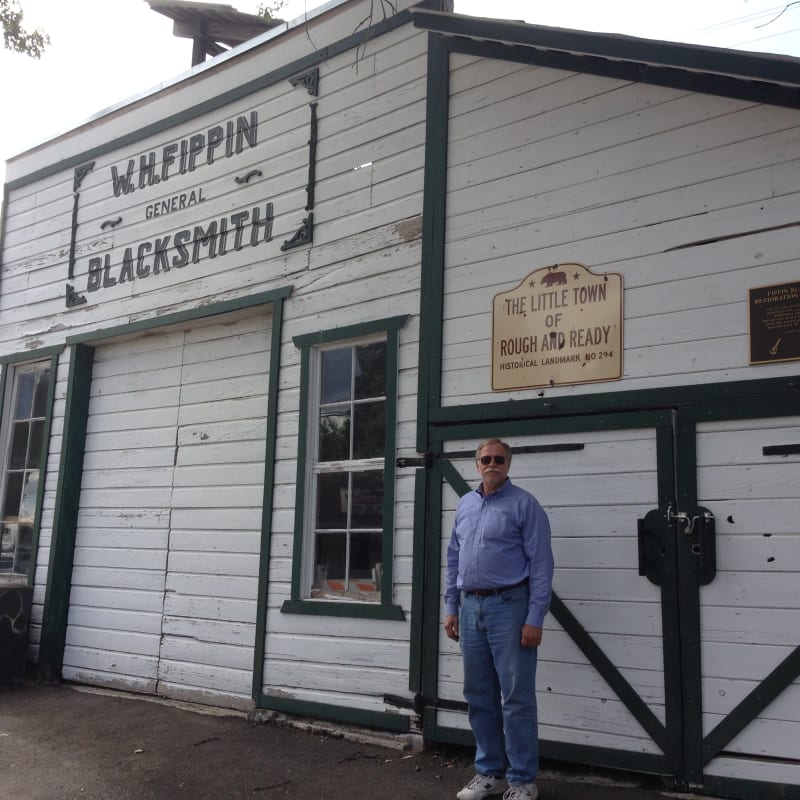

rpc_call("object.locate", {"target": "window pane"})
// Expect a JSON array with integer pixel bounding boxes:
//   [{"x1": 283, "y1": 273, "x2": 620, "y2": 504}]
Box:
[
  {"x1": 353, "y1": 401, "x2": 384, "y2": 459},
  {"x1": 3, "y1": 472, "x2": 24, "y2": 519},
  {"x1": 9, "y1": 422, "x2": 29, "y2": 470},
  {"x1": 349, "y1": 532, "x2": 382, "y2": 581},
  {"x1": 319, "y1": 406, "x2": 350, "y2": 462},
  {"x1": 320, "y1": 348, "x2": 352, "y2": 405},
  {"x1": 13, "y1": 525, "x2": 32, "y2": 574},
  {"x1": 316, "y1": 472, "x2": 348, "y2": 530},
  {"x1": 0, "y1": 523, "x2": 18, "y2": 572},
  {"x1": 314, "y1": 532, "x2": 347, "y2": 589},
  {"x1": 27, "y1": 420, "x2": 44, "y2": 470},
  {"x1": 32, "y1": 366, "x2": 50, "y2": 418},
  {"x1": 351, "y1": 471, "x2": 383, "y2": 529},
  {"x1": 12, "y1": 372, "x2": 35, "y2": 420},
  {"x1": 19, "y1": 472, "x2": 38, "y2": 522},
  {"x1": 354, "y1": 342, "x2": 386, "y2": 400}
]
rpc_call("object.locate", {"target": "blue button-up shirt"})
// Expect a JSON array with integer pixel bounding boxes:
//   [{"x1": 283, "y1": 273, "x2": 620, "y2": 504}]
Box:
[{"x1": 445, "y1": 479, "x2": 554, "y2": 628}]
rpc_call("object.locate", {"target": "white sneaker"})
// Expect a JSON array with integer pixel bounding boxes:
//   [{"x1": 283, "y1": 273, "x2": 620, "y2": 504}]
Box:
[
  {"x1": 456, "y1": 774, "x2": 507, "y2": 800},
  {"x1": 502, "y1": 783, "x2": 538, "y2": 800}
]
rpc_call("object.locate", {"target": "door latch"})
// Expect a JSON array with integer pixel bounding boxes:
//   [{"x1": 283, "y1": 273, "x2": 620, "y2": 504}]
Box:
[{"x1": 666, "y1": 503, "x2": 713, "y2": 535}]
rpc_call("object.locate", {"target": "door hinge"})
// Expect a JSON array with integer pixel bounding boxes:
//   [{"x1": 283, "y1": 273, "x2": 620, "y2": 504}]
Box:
[{"x1": 395, "y1": 452, "x2": 435, "y2": 469}]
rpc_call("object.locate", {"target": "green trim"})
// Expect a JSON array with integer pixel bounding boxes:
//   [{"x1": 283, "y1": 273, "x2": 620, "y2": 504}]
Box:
[
  {"x1": 439, "y1": 35, "x2": 800, "y2": 111},
  {"x1": 416, "y1": 33, "x2": 450, "y2": 453},
  {"x1": 703, "y1": 775, "x2": 800, "y2": 800},
  {"x1": 38, "y1": 344, "x2": 94, "y2": 675},
  {"x1": 428, "y1": 374, "x2": 800, "y2": 426},
  {"x1": 437, "y1": 457, "x2": 470, "y2": 496},
  {"x1": 425, "y1": 721, "x2": 668, "y2": 775},
  {"x1": 292, "y1": 315, "x2": 409, "y2": 347},
  {"x1": 539, "y1": 740, "x2": 667, "y2": 775},
  {"x1": 0, "y1": 345, "x2": 64, "y2": 365},
  {"x1": 284, "y1": 315, "x2": 410, "y2": 620},
  {"x1": 674, "y1": 417, "x2": 704, "y2": 786},
  {"x1": 257, "y1": 693, "x2": 410, "y2": 733},
  {"x1": 418, "y1": 451, "x2": 445, "y2": 730},
  {"x1": 251, "y1": 295, "x2": 288, "y2": 701},
  {"x1": 408, "y1": 468, "x2": 428, "y2": 693},
  {"x1": 280, "y1": 598, "x2": 405, "y2": 620},
  {"x1": 654, "y1": 420, "x2": 685, "y2": 776},
  {"x1": 432, "y1": 408, "x2": 673, "y2": 441},
  {"x1": 6, "y1": 6, "x2": 431, "y2": 192},
  {"x1": 549, "y1": 593, "x2": 666, "y2": 751},
  {"x1": 411, "y1": 11, "x2": 800, "y2": 108},
  {"x1": 702, "y1": 645, "x2": 800, "y2": 765},
  {"x1": 65, "y1": 287, "x2": 292, "y2": 346}
]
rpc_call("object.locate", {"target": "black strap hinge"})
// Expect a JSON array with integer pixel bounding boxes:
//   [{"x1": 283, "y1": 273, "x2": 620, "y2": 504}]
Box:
[{"x1": 395, "y1": 452, "x2": 435, "y2": 469}]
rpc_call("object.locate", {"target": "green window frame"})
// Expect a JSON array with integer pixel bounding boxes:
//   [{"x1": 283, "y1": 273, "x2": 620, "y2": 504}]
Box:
[
  {"x1": 282, "y1": 316, "x2": 408, "y2": 620},
  {"x1": 0, "y1": 355, "x2": 57, "y2": 585}
]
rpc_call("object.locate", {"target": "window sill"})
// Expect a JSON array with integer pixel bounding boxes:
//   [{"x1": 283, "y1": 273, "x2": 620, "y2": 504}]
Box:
[{"x1": 281, "y1": 598, "x2": 405, "y2": 620}]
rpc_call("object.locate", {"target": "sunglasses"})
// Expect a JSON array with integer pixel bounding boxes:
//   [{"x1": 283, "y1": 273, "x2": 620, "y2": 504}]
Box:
[{"x1": 479, "y1": 455, "x2": 507, "y2": 465}]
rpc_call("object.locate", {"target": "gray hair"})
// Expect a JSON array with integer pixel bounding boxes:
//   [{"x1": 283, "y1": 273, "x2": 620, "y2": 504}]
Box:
[{"x1": 475, "y1": 438, "x2": 512, "y2": 462}]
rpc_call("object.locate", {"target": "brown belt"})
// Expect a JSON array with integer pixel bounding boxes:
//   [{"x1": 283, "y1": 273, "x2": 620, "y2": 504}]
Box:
[{"x1": 465, "y1": 579, "x2": 527, "y2": 597}]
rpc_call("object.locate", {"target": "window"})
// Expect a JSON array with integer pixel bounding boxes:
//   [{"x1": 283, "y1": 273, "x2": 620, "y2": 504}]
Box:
[
  {"x1": 284, "y1": 316, "x2": 407, "y2": 619},
  {"x1": 313, "y1": 341, "x2": 386, "y2": 602},
  {"x1": 0, "y1": 360, "x2": 52, "y2": 581}
]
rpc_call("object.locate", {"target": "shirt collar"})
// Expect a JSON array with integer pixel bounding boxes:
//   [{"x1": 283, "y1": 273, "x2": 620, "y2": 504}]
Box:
[{"x1": 476, "y1": 477, "x2": 512, "y2": 497}]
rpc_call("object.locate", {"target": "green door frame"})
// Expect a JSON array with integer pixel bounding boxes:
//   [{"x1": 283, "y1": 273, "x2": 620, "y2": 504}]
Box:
[
  {"x1": 410, "y1": 392, "x2": 800, "y2": 796},
  {"x1": 415, "y1": 410, "x2": 680, "y2": 778}
]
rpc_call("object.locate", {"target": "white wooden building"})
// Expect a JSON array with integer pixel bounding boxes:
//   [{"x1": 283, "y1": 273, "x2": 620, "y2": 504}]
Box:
[{"x1": 1, "y1": 2, "x2": 798, "y2": 798}]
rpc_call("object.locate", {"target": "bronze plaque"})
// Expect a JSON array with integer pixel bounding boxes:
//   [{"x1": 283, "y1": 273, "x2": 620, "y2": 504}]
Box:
[
  {"x1": 749, "y1": 280, "x2": 800, "y2": 365},
  {"x1": 492, "y1": 263, "x2": 623, "y2": 390}
]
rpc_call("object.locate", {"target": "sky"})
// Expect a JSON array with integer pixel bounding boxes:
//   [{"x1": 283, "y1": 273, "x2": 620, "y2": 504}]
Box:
[{"x1": 1, "y1": 0, "x2": 799, "y2": 186}]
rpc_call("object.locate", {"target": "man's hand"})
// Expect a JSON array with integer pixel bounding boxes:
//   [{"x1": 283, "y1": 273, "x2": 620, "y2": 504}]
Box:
[
  {"x1": 521, "y1": 624, "x2": 542, "y2": 648},
  {"x1": 444, "y1": 614, "x2": 459, "y2": 641}
]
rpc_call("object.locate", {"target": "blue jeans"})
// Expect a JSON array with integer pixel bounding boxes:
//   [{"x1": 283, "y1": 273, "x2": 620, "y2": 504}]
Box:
[{"x1": 460, "y1": 584, "x2": 539, "y2": 784}]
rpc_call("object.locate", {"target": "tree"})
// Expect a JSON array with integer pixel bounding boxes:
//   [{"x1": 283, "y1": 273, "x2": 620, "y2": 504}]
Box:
[
  {"x1": 257, "y1": 1, "x2": 287, "y2": 22},
  {"x1": 1, "y1": 0, "x2": 49, "y2": 58}
]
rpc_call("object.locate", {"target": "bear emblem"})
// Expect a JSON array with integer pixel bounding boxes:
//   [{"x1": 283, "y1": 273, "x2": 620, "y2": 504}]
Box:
[{"x1": 540, "y1": 270, "x2": 567, "y2": 286}]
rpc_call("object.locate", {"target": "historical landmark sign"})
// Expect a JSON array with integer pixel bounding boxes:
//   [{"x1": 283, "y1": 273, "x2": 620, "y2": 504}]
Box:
[{"x1": 492, "y1": 263, "x2": 623, "y2": 390}]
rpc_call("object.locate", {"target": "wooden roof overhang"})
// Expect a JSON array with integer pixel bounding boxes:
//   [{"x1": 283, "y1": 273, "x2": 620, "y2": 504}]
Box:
[{"x1": 410, "y1": 8, "x2": 800, "y2": 109}]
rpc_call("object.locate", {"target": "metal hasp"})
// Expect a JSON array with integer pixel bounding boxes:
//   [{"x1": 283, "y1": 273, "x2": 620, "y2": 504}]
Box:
[
  {"x1": 667, "y1": 503, "x2": 717, "y2": 585},
  {"x1": 638, "y1": 505, "x2": 717, "y2": 586}
]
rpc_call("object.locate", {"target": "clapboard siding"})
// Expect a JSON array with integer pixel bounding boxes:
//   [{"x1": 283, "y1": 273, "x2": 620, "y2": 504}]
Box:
[
  {"x1": 254, "y1": 24, "x2": 425, "y2": 712},
  {"x1": 440, "y1": 54, "x2": 800, "y2": 406}
]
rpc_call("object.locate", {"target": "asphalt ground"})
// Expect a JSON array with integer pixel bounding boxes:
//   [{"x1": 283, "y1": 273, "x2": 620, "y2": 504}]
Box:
[{"x1": 0, "y1": 683, "x2": 704, "y2": 800}]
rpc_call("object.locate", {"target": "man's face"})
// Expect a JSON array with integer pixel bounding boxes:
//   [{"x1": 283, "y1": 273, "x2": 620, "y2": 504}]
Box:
[{"x1": 476, "y1": 442, "x2": 510, "y2": 494}]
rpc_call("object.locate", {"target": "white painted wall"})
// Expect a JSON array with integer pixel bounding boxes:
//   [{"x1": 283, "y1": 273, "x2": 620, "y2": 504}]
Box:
[
  {"x1": 2, "y1": 0, "x2": 427, "y2": 715},
  {"x1": 441, "y1": 54, "x2": 800, "y2": 405}
]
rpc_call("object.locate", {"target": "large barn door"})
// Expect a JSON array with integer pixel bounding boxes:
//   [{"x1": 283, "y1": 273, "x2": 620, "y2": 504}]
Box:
[
  {"x1": 687, "y1": 410, "x2": 800, "y2": 793},
  {"x1": 62, "y1": 307, "x2": 271, "y2": 708},
  {"x1": 426, "y1": 411, "x2": 682, "y2": 776},
  {"x1": 424, "y1": 405, "x2": 800, "y2": 794}
]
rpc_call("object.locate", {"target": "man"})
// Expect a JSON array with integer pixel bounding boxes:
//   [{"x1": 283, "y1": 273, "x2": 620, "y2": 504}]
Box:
[{"x1": 444, "y1": 438, "x2": 554, "y2": 800}]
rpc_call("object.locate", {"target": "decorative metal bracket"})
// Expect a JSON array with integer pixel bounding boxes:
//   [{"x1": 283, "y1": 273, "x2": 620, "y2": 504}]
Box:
[
  {"x1": 234, "y1": 169, "x2": 263, "y2": 185},
  {"x1": 281, "y1": 213, "x2": 314, "y2": 251},
  {"x1": 289, "y1": 67, "x2": 319, "y2": 96},
  {"x1": 68, "y1": 161, "x2": 95, "y2": 279},
  {"x1": 65, "y1": 283, "x2": 87, "y2": 308}
]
